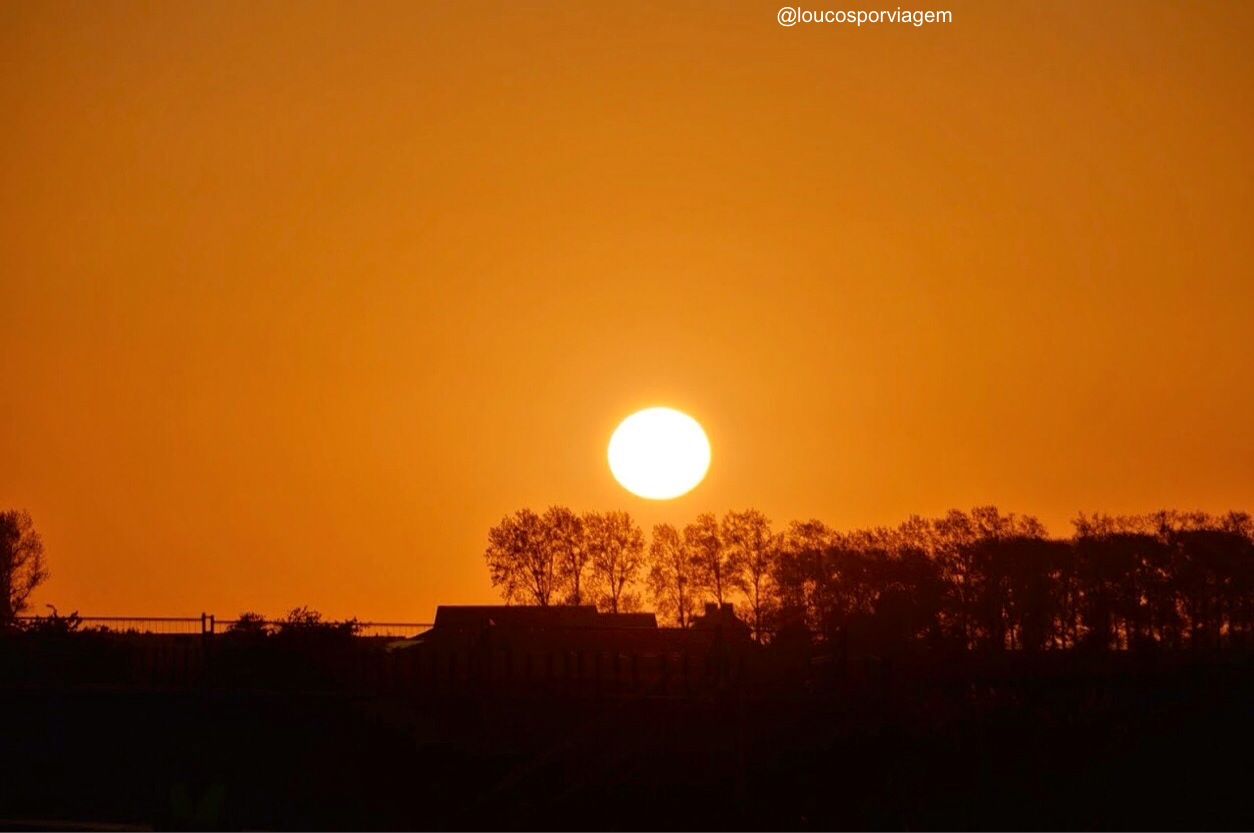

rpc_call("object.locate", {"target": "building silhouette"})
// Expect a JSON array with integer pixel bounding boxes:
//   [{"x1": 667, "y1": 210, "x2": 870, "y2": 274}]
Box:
[{"x1": 394, "y1": 604, "x2": 752, "y2": 695}]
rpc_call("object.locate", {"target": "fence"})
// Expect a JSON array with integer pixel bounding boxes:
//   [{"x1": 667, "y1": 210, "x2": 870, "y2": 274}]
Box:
[{"x1": 13, "y1": 614, "x2": 432, "y2": 639}]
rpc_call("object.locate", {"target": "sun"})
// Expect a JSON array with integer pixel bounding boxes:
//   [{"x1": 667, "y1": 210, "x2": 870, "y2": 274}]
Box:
[{"x1": 608, "y1": 407, "x2": 711, "y2": 500}]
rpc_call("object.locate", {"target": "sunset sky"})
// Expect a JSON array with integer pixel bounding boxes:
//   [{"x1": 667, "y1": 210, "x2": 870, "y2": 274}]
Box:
[{"x1": 2, "y1": 1, "x2": 1251, "y2": 621}]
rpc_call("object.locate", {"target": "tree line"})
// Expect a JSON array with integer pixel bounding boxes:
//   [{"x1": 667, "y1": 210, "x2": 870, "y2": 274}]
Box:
[{"x1": 485, "y1": 506, "x2": 1254, "y2": 650}]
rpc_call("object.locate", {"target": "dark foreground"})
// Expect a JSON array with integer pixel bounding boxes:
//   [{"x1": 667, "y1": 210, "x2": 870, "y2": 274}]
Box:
[{"x1": 3, "y1": 651, "x2": 1254, "y2": 830}]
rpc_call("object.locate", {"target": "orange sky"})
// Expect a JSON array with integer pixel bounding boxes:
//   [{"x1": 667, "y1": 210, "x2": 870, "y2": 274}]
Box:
[{"x1": 2, "y1": 1, "x2": 1251, "y2": 621}]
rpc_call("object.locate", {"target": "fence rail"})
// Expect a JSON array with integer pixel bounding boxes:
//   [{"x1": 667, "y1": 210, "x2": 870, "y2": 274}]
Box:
[{"x1": 13, "y1": 614, "x2": 432, "y2": 638}]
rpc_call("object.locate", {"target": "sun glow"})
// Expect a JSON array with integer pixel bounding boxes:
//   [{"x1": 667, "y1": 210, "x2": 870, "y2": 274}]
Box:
[{"x1": 607, "y1": 407, "x2": 711, "y2": 500}]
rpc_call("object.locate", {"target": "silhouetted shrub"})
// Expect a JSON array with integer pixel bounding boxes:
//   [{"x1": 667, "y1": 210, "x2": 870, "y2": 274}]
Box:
[
  {"x1": 227, "y1": 611, "x2": 271, "y2": 637},
  {"x1": 274, "y1": 606, "x2": 359, "y2": 638}
]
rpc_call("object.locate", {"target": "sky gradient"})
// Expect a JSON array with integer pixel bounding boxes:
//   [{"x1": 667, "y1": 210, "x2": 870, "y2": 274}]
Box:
[{"x1": 2, "y1": 0, "x2": 1252, "y2": 620}]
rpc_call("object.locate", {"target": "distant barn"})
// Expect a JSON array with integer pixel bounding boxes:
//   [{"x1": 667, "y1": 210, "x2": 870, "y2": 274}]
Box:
[
  {"x1": 391, "y1": 604, "x2": 750, "y2": 696},
  {"x1": 429, "y1": 604, "x2": 657, "y2": 632}
]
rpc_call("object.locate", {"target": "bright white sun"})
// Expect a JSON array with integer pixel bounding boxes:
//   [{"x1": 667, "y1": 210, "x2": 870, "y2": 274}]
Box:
[{"x1": 608, "y1": 407, "x2": 711, "y2": 500}]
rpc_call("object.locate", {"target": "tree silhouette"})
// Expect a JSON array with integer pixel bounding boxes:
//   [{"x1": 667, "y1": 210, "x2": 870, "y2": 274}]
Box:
[
  {"x1": 722, "y1": 509, "x2": 775, "y2": 642},
  {"x1": 0, "y1": 509, "x2": 47, "y2": 623},
  {"x1": 585, "y1": 511, "x2": 645, "y2": 613},
  {"x1": 543, "y1": 506, "x2": 589, "y2": 605},
  {"x1": 485, "y1": 508, "x2": 557, "y2": 606},
  {"x1": 1221, "y1": 512, "x2": 1254, "y2": 644},
  {"x1": 929, "y1": 507, "x2": 1046, "y2": 648},
  {"x1": 965, "y1": 536, "x2": 1068, "y2": 650},
  {"x1": 646, "y1": 523, "x2": 697, "y2": 627},
  {"x1": 685, "y1": 512, "x2": 740, "y2": 608},
  {"x1": 1174, "y1": 526, "x2": 1242, "y2": 650},
  {"x1": 774, "y1": 519, "x2": 837, "y2": 633}
]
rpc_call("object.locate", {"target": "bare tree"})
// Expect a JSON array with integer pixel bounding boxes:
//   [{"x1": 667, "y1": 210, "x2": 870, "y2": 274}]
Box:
[
  {"x1": 723, "y1": 509, "x2": 776, "y2": 642},
  {"x1": 544, "y1": 506, "x2": 589, "y2": 605},
  {"x1": 586, "y1": 511, "x2": 645, "y2": 613},
  {"x1": 0, "y1": 509, "x2": 47, "y2": 622},
  {"x1": 485, "y1": 509, "x2": 559, "y2": 605},
  {"x1": 647, "y1": 523, "x2": 698, "y2": 627},
  {"x1": 685, "y1": 512, "x2": 741, "y2": 608}
]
